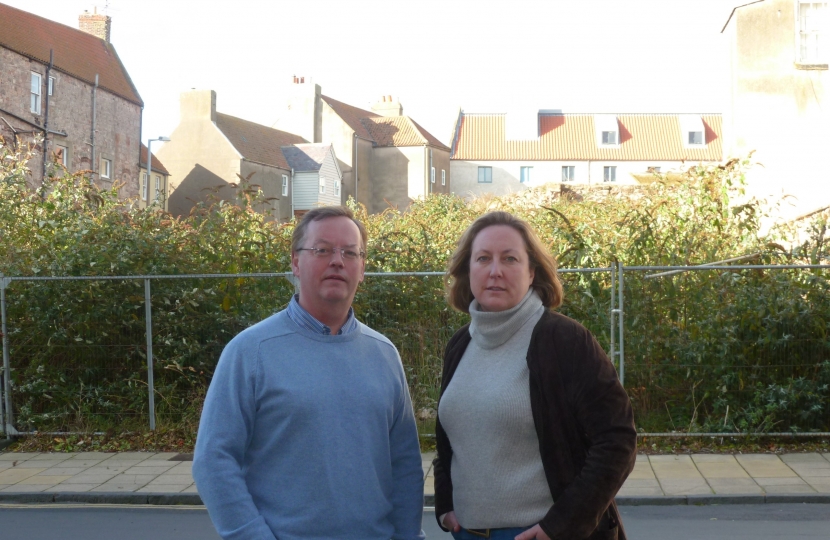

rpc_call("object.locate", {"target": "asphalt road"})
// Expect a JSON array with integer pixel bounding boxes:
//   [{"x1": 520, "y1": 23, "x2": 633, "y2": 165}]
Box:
[{"x1": 0, "y1": 504, "x2": 828, "y2": 539}]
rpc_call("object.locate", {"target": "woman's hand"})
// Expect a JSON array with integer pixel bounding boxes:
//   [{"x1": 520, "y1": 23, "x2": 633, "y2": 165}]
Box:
[
  {"x1": 441, "y1": 511, "x2": 461, "y2": 532},
  {"x1": 514, "y1": 524, "x2": 551, "y2": 540}
]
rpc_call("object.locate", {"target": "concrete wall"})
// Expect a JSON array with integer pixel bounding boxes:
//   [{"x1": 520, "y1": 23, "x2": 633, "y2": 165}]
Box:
[
  {"x1": 725, "y1": 0, "x2": 830, "y2": 219},
  {"x1": 450, "y1": 159, "x2": 692, "y2": 199},
  {"x1": 0, "y1": 47, "x2": 141, "y2": 197},
  {"x1": 155, "y1": 90, "x2": 243, "y2": 217}
]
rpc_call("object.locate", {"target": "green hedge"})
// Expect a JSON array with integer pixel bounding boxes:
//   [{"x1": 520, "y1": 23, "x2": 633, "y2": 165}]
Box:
[{"x1": 2, "y1": 138, "x2": 829, "y2": 435}]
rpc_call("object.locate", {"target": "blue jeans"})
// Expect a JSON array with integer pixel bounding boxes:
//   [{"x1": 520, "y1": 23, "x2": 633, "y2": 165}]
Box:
[{"x1": 450, "y1": 526, "x2": 533, "y2": 540}]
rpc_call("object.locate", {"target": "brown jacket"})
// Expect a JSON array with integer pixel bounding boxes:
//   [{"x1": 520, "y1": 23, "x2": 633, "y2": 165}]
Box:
[{"x1": 433, "y1": 310, "x2": 637, "y2": 540}]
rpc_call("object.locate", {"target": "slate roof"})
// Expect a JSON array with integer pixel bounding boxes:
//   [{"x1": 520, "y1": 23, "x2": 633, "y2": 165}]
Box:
[
  {"x1": 215, "y1": 113, "x2": 307, "y2": 170},
  {"x1": 321, "y1": 95, "x2": 379, "y2": 141},
  {"x1": 0, "y1": 3, "x2": 142, "y2": 106},
  {"x1": 280, "y1": 144, "x2": 332, "y2": 172},
  {"x1": 360, "y1": 116, "x2": 450, "y2": 150},
  {"x1": 322, "y1": 94, "x2": 448, "y2": 150},
  {"x1": 451, "y1": 113, "x2": 722, "y2": 162},
  {"x1": 139, "y1": 143, "x2": 170, "y2": 175}
]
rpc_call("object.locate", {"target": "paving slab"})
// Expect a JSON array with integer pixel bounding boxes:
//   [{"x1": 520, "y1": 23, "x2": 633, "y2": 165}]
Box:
[
  {"x1": 753, "y1": 476, "x2": 811, "y2": 486},
  {"x1": 28, "y1": 453, "x2": 76, "y2": 461},
  {"x1": 0, "y1": 452, "x2": 37, "y2": 461},
  {"x1": 627, "y1": 461, "x2": 657, "y2": 480},
  {"x1": 145, "y1": 474, "x2": 193, "y2": 485},
  {"x1": 735, "y1": 454, "x2": 798, "y2": 478},
  {"x1": 43, "y1": 483, "x2": 98, "y2": 492},
  {"x1": 658, "y1": 478, "x2": 712, "y2": 496},
  {"x1": 0, "y1": 467, "x2": 45, "y2": 483},
  {"x1": 18, "y1": 474, "x2": 72, "y2": 485},
  {"x1": 762, "y1": 484, "x2": 817, "y2": 494},
  {"x1": 617, "y1": 486, "x2": 665, "y2": 496},
  {"x1": 0, "y1": 483, "x2": 53, "y2": 492},
  {"x1": 649, "y1": 455, "x2": 705, "y2": 479},
  {"x1": 38, "y1": 466, "x2": 91, "y2": 476},
  {"x1": 122, "y1": 464, "x2": 176, "y2": 475},
  {"x1": 60, "y1": 472, "x2": 118, "y2": 484}
]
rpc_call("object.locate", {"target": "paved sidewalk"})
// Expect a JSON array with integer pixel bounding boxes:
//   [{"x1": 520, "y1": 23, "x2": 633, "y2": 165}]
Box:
[{"x1": 1, "y1": 450, "x2": 829, "y2": 505}]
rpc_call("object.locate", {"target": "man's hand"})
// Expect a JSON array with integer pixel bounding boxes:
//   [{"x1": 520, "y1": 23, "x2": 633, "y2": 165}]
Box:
[
  {"x1": 441, "y1": 511, "x2": 461, "y2": 532},
  {"x1": 515, "y1": 524, "x2": 551, "y2": 540}
]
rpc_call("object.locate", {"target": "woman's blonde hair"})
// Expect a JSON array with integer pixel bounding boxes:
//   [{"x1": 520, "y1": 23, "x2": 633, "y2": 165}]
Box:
[{"x1": 445, "y1": 211, "x2": 564, "y2": 313}]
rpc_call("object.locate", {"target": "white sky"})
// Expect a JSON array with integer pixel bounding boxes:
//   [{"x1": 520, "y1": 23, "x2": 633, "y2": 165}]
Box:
[{"x1": 4, "y1": 0, "x2": 738, "y2": 146}]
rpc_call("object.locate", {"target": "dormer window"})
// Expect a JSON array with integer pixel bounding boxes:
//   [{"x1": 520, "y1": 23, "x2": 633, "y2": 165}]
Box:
[
  {"x1": 679, "y1": 115, "x2": 706, "y2": 147},
  {"x1": 595, "y1": 115, "x2": 619, "y2": 146}
]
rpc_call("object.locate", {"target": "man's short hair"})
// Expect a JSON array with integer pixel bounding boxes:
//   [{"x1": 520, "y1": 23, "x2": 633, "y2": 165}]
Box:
[{"x1": 291, "y1": 206, "x2": 368, "y2": 254}]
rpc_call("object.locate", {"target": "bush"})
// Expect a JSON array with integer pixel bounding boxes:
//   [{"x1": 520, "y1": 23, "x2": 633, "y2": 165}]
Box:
[{"x1": 2, "y1": 137, "x2": 829, "y2": 435}]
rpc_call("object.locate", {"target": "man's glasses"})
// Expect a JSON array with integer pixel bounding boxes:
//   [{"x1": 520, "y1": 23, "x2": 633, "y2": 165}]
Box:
[{"x1": 297, "y1": 247, "x2": 365, "y2": 261}]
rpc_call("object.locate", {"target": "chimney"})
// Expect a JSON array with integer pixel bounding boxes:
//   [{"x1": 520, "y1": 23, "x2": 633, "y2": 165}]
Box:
[
  {"x1": 79, "y1": 8, "x2": 112, "y2": 42},
  {"x1": 371, "y1": 95, "x2": 403, "y2": 117},
  {"x1": 274, "y1": 76, "x2": 322, "y2": 143}
]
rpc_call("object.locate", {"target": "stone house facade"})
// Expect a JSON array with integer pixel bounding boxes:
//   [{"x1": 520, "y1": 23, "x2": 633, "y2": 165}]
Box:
[
  {"x1": 273, "y1": 78, "x2": 451, "y2": 214},
  {"x1": 156, "y1": 90, "x2": 343, "y2": 221},
  {"x1": 0, "y1": 4, "x2": 142, "y2": 198}
]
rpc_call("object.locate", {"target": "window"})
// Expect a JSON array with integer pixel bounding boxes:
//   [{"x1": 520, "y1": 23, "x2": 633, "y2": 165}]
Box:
[
  {"x1": 603, "y1": 166, "x2": 617, "y2": 183},
  {"x1": 478, "y1": 166, "x2": 492, "y2": 183},
  {"x1": 30, "y1": 72, "x2": 41, "y2": 114},
  {"x1": 319, "y1": 177, "x2": 326, "y2": 194},
  {"x1": 141, "y1": 173, "x2": 148, "y2": 200},
  {"x1": 562, "y1": 166, "x2": 575, "y2": 182},
  {"x1": 48, "y1": 76, "x2": 55, "y2": 96},
  {"x1": 335, "y1": 179, "x2": 341, "y2": 196},
  {"x1": 647, "y1": 166, "x2": 661, "y2": 173},
  {"x1": 282, "y1": 174, "x2": 288, "y2": 197},
  {"x1": 431, "y1": 167, "x2": 436, "y2": 184},
  {"x1": 595, "y1": 115, "x2": 619, "y2": 146},
  {"x1": 688, "y1": 131, "x2": 704, "y2": 145},
  {"x1": 798, "y1": 2, "x2": 828, "y2": 64},
  {"x1": 101, "y1": 158, "x2": 112, "y2": 179},
  {"x1": 55, "y1": 145, "x2": 68, "y2": 167},
  {"x1": 441, "y1": 169, "x2": 446, "y2": 186},
  {"x1": 520, "y1": 166, "x2": 533, "y2": 183},
  {"x1": 155, "y1": 175, "x2": 161, "y2": 201}
]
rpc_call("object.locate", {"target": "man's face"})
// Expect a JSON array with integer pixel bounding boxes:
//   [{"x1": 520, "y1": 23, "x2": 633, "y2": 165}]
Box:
[{"x1": 291, "y1": 216, "x2": 365, "y2": 316}]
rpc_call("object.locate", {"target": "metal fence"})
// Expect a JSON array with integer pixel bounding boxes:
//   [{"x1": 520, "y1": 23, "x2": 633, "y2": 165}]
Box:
[{"x1": 2, "y1": 264, "x2": 830, "y2": 439}]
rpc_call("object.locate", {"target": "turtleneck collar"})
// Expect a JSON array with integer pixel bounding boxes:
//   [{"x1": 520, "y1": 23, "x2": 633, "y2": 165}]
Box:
[{"x1": 468, "y1": 288, "x2": 544, "y2": 349}]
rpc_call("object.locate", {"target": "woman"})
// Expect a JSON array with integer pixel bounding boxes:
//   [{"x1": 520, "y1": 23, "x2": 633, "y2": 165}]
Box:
[{"x1": 434, "y1": 212, "x2": 636, "y2": 540}]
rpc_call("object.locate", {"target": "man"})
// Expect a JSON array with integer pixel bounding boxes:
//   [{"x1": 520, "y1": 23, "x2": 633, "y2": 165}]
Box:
[{"x1": 193, "y1": 206, "x2": 425, "y2": 540}]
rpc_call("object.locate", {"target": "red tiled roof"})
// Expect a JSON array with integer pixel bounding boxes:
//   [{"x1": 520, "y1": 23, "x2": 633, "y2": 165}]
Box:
[
  {"x1": 452, "y1": 113, "x2": 722, "y2": 162},
  {"x1": 215, "y1": 113, "x2": 307, "y2": 170},
  {"x1": 139, "y1": 143, "x2": 170, "y2": 175},
  {"x1": 321, "y1": 95, "x2": 379, "y2": 140},
  {"x1": 360, "y1": 116, "x2": 450, "y2": 150},
  {"x1": 0, "y1": 3, "x2": 142, "y2": 106}
]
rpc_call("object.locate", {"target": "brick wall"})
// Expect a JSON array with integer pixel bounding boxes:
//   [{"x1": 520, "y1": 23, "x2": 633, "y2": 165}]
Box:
[{"x1": 0, "y1": 46, "x2": 141, "y2": 197}]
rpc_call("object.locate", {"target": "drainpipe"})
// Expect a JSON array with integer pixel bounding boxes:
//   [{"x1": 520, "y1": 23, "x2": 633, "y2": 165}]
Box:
[
  {"x1": 91, "y1": 74, "x2": 98, "y2": 183},
  {"x1": 352, "y1": 132, "x2": 358, "y2": 204},
  {"x1": 40, "y1": 49, "x2": 54, "y2": 189}
]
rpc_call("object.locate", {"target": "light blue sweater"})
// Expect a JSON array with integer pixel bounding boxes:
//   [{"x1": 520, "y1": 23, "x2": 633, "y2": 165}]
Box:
[{"x1": 193, "y1": 310, "x2": 425, "y2": 540}]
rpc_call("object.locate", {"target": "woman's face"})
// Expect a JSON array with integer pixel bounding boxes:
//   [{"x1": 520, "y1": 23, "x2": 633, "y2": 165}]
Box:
[{"x1": 469, "y1": 225, "x2": 535, "y2": 312}]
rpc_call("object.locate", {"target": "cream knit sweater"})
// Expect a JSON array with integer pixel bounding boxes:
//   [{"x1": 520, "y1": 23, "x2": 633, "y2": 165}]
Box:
[{"x1": 438, "y1": 289, "x2": 554, "y2": 529}]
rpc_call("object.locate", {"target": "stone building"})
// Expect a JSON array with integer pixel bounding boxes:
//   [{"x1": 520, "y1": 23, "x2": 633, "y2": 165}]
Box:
[
  {"x1": 273, "y1": 78, "x2": 451, "y2": 213},
  {"x1": 156, "y1": 90, "x2": 343, "y2": 221},
  {"x1": 0, "y1": 4, "x2": 142, "y2": 198}
]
